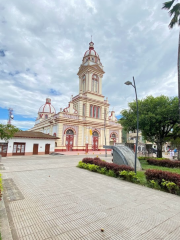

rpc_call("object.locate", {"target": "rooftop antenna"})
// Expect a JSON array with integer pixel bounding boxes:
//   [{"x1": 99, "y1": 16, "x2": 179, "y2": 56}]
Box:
[{"x1": 8, "y1": 108, "x2": 14, "y2": 125}]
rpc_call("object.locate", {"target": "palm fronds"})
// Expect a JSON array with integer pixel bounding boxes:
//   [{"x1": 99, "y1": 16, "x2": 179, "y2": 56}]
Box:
[
  {"x1": 162, "y1": 0, "x2": 175, "y2": 10},
  {"x1": 163, "y1": 1, "x2": 180, "y2": 28}
]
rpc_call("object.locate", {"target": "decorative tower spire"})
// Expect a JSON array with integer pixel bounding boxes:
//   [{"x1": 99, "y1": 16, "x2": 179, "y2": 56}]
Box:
[{"x1": 89, "y1": 41, "x2": 94, "y2": 50}]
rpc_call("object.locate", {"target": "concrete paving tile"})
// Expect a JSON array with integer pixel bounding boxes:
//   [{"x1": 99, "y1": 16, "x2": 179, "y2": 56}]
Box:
[{"x1": 1, "y1": 155, "x2": 180, "y2": 240}]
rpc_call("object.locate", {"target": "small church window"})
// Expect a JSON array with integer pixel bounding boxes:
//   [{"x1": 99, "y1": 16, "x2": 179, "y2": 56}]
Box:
[
  {"x1": 82, "y1": 75, "x2": 86, "y2": 92},
  {"x1": 90, "y1": 105, "x2": 100, "y2": 119},
  {"x1": 97, "y1": 107, "x2": 100, "y2": 118},
  {"x1": 92, "y1": 75, "x2": 98, "y2": 93},
  {"x1": 90, "y1": 105, "x2": 93, "y2": 117},
  {"x1": 45, "y1": 115, "x2": 48, "y2": 119},
  {"x1": 83, "y1": 104, "x2": 85, "y2": 116}
]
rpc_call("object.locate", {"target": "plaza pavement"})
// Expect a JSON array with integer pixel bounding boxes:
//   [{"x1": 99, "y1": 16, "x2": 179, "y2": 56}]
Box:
[{"x1": 0, "y1": 154, "x2": 180, "y2": 240}]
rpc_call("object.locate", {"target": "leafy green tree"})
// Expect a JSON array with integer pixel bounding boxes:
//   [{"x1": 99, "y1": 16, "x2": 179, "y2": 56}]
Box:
[
  {"x1": 119, "y1": 96, "x2": 179, "y2": 158},
  {"x1": 0, "y1": 124, "x2": 20, "y2": 141},
  {"x1": 162, "y1": 1, "x2": 180, "y2": 119}
]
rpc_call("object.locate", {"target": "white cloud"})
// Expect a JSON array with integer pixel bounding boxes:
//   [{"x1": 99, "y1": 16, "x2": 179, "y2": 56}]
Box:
[
  {"x1": 0, "y1": 0, "x2": 178, "y2": 119},
  {"x1": 0, "y1": 119, "x2": 34, "y2": 129}
]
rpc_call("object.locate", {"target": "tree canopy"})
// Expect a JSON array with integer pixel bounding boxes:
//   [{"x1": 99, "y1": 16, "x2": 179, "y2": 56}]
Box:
[
  {"x1": 0, "y1": 124, "x2": 20, "y2": 141},
  {"x1": 119, "y1": 95, "x2": 179, "y2": 157}
]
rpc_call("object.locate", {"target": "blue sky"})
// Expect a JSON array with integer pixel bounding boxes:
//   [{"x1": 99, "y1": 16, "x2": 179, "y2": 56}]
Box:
[{"x1": 0, "y1": 0, "x2": 178, "y2": 130}]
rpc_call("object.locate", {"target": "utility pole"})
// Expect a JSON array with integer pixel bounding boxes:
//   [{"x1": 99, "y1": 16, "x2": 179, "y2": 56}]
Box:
[
  {"x1": 8, "y1": 108, "x2": 14, "y2": 125},
  {"x1": 104, "y1": 109, "x2": 107, "y2": 157}
]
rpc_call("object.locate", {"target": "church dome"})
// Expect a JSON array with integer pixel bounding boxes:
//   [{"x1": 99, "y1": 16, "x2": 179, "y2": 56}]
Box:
[
  {"x1": 38, "y1": 98, "x2": 56, "y2": 114},
  {"x1": 84, "y1": 42, "x2": 99, "y2": 58},
  {"x1": 82, "y1": 41, "x2": 103, "y2": 67}
]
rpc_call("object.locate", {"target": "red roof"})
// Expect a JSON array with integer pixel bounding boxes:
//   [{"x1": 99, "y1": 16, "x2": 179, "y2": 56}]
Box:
[{"x1": 13, "y1": 131, "x2": 59, "y2": 139}]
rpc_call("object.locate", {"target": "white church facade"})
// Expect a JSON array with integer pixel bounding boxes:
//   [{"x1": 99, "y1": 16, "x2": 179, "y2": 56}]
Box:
[{"x1": 30, "y1": 41, "x2": 122, "y2": 152}]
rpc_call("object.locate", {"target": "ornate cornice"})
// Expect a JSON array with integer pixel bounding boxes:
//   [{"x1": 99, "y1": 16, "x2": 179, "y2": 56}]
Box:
[{"x1": 77, "y1": 65, "x2": 105, "y2": 76}]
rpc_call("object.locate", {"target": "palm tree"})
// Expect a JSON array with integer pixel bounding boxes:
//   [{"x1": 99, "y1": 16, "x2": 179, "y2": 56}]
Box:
[{"x1": 162, "y1": 1, "x2": 180, "y2": 120}]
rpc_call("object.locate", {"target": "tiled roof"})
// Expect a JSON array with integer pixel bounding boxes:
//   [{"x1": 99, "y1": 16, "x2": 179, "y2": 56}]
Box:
[{"x1": 13, "y1": 131, "x2": 59, "y2": 139}]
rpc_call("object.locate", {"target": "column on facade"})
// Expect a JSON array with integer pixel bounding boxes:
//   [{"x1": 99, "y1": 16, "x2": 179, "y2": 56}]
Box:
[
  {"x1": 86, "y1": 102, "x2": 89, "y2": 117},
  {"x1": 99, "y1": 77, "x2": 102, "y2": 94},
  {"x1": 79, "y1": 76, "x2": 82, "y2": 92},
  {"x1": 89, "y1": 73, "x2": 92, "y2": 91},
  {"x1": 119, "y1": 129, "x2": 122, "y2": 143},
  {"x1": 78, "y1": 99, "x2": 83, "y2": 117},
  {"x1": 106, "y1": 128, "x2": 109, "y2": 146},
  {"x1": 77, "y1": 125, "x2": 83, "y2": 150},
  {"x1": 86, "y1": 72, "x2": 89, "y2": 91},
  {"x1": 57, "y1": 123, "x2": 63, "y2": 148}
]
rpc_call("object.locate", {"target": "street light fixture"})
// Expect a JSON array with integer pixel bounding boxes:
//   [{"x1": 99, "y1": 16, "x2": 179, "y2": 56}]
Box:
[{"x1": 124, "y1": 76, "x2": 139, "y2": 174}]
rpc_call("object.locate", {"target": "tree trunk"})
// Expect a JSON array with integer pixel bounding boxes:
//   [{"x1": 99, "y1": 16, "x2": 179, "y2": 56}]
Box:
[
  {"x1": 157, "y1": 143, "x2": 162, "y2": 158},
  {"x1": 178, "y1": 144, "x2": 180, "y2": 161},
  {"x1": 178, "y1": 30, "x2": 180, "y2": 122}
]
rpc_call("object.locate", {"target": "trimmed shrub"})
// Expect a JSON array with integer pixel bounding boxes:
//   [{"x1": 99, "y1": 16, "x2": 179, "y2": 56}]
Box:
[
  {"x1": 82, "y1": 157, "x2": 134, "y2": 176},
  {"x1": 0, "y1": 174, "x2": 2, "y2": 201},
  {"x1": 145, "y1": 169, "x2": 180, "y2": 188},
  {"x1": 138, "y1": 157, "x2": 169, "y2": 161},
  {"x1": 161, "y1": 179, "x2": 179, "y2": 194},
  {"x1": 120, "y1": 170, "x2": 140, "y2": 183},
  {"x1": 147, "y1": 159, "x2": 180, "y2": 168}
]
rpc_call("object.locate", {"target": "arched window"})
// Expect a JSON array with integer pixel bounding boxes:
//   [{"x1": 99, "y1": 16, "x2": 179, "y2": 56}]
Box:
[
  {"x1": 45, "y1": 114, "x2": 48, "y2": 119},
  {"x1": 55, "y1": 142, "x2": 57, "y2": 147},
  {"x1": 82, "y1": 75, "x2": 86, "y2": 92},
  {"x1": 66, "y1": 129, "x2": 74, "y2": 135},
  {"x1": 111, "y1": 134, "x2": 116, "y2": 138},
  {"x1": 92, "y1": 74, "x2": 99, "y2": 93},
  {"x1": 93, "y1": 131, "x2": 99, "y2": 137}
]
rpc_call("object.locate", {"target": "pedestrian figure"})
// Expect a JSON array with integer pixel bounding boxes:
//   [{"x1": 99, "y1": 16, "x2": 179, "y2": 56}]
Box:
[{"x1": 169, "y1": 150, "x2": 172, "y2": 157}]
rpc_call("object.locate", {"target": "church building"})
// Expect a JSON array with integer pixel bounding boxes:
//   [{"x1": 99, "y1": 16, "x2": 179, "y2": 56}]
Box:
[{"x1": 30, "y1": 41, "x2": 122, "y2": 152}]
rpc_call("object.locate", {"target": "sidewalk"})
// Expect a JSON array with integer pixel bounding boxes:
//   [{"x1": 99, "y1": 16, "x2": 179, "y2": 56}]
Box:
[{"x1": 55, "y1": 150, "x2": 111, "y2": 156}]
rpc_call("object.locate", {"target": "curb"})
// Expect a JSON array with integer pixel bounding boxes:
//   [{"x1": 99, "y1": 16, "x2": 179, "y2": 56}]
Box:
[{"x1": 0, "y1": 196, "x2": 13, "y2": 240}]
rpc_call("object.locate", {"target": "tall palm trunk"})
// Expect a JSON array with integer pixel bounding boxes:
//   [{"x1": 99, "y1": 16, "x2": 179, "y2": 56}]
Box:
[
  {"x1": 178, "y1": 30, "x2": 180, "y2": 120},
  {"x1": 178, "y1": 30, "x2": 180, "y2": 160}
]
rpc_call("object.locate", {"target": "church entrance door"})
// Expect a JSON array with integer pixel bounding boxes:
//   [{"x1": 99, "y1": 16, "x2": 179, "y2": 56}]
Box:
[
  {"x1": 111, "y1": 133, "x2": 116, "y2": 144},
  {"x1": 66, "y1": 129, "x2": 74, "y2": 151},
  {"x1": 92, "y1": 131, "x2": 98, "y2": 151}
]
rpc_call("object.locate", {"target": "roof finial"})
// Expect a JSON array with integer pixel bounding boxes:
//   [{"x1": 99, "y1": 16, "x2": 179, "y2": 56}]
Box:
[{"x1": 91, "y1": 35, "x2": 92, "y2": 42}]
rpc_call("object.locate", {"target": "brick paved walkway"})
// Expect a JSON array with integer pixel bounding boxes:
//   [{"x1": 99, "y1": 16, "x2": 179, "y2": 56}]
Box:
[{"x1": 1, "y1": 155, "x2": 180, "y2": 240}]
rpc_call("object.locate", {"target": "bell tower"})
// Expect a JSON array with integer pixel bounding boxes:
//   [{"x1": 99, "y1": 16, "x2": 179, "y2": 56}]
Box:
[{"x1": 77, "y1": 41, "x2": 105, "y2": 96}]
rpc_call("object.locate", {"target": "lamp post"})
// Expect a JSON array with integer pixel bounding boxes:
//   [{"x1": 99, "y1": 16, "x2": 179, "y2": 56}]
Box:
[
  {"x1": 104, "y1": 109, "x2": 107, "y2": 157},
  {"x1": 124, "y1": 77, "x2": 139, "y2": 174},
  {"x1": 103, "y1": 109, "x2": 111, "y2": 157}
]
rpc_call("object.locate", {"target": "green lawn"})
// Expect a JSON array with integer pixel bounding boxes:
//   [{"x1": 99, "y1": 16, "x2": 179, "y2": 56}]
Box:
[
  {"x1": 136, "y1": 160, "x2": 180, "y2": 186},
  {"x1": 139, "y1": 160, "x2": 180, "y2": 174}
]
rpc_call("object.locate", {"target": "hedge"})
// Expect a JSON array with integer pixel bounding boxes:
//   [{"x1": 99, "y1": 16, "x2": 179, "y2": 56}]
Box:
[
  {"x1": 147, "y1": 159, "x2": 180, "y2": 168},
  {"x1": 0, "y1": 174, "x2": 2, "y2": 201},
  {"x1": 82, "y1": 157, "x2": 134, "y2": 175},
  {"x1": 138, "y1": 156, "x2": 169, "y2": 161},
  {"x1": 145, "y1": 169, "x2": 180, "y2": 188}
]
